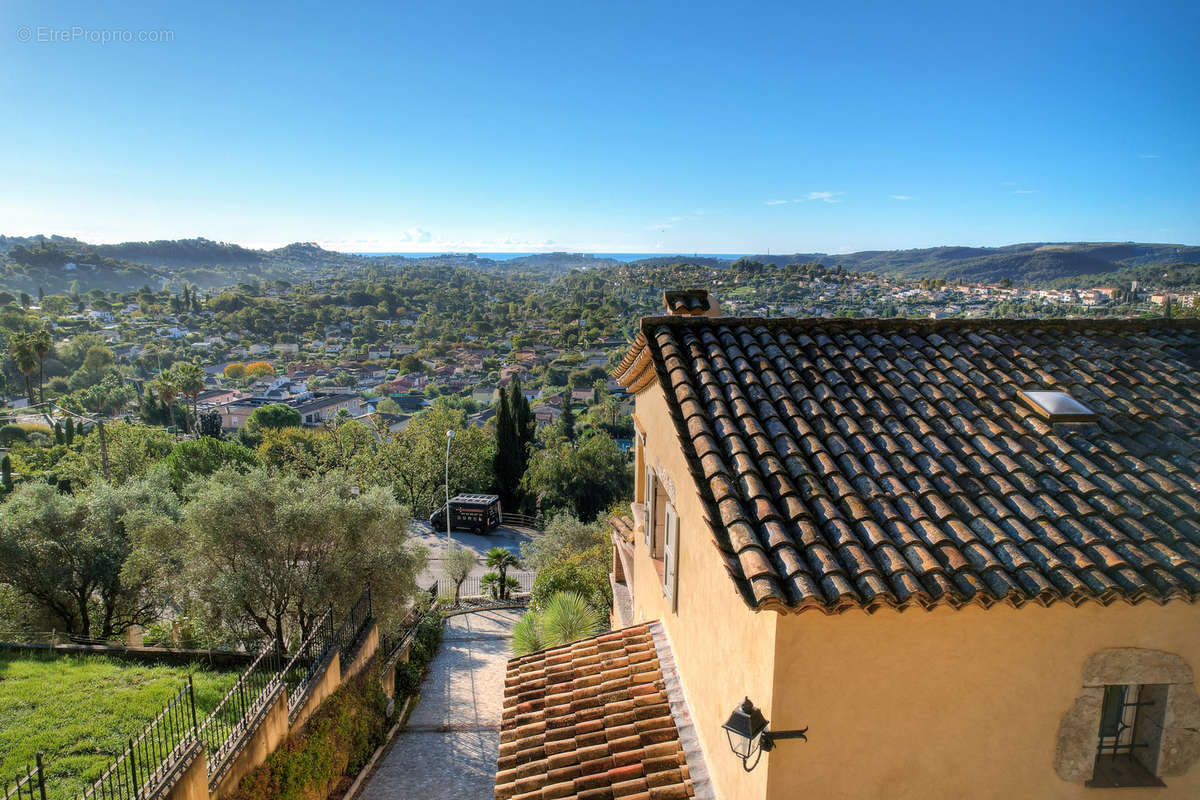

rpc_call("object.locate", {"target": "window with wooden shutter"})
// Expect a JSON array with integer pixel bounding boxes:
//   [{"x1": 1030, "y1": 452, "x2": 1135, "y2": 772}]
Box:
[
  {"x1": 663, "y1": 504, "x2": 679, "y2": 611},
  {"x1": 645, "y1": 477, "x2": 655, "y2": 549}
]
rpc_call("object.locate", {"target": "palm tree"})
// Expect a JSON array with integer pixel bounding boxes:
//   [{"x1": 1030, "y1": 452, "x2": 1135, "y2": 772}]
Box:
[
  {"x1": 9, "y1": 333, "x2": 37, "y2": 406},
  {"x1": 511, "y1": 592, "x2": 604, "y2": 657},
  {"x1": 485, "y1": 547, "x2": 520, "y2": 600},
  {"x1": 173, "y1": 362, "x2": 205, "y2": 432},
  {"x1": 31, "y1": 329, "x2": 51, "y2": 404},
  {"x1": 152, "y1": 373, "x2": 179, "y2": 432}
]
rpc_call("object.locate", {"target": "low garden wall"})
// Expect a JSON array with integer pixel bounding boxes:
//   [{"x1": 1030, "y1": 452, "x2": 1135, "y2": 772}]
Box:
[{"x1": 0, "y1": 640, "x2": 256, "y2": 668}]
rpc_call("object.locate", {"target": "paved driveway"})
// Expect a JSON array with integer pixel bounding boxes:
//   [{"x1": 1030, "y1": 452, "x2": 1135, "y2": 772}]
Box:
[
  {"x1": 359, "y1": 608, "x2": 522, "y2": 800},
  {"x1": 411, "y1": 522, "x2": 537, "y2": 588}
]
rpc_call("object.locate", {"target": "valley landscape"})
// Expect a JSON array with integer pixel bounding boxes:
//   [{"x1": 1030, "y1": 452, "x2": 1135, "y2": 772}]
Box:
[{"x1": 3, "y1": 1, "x2": 1198, "y2": 799}]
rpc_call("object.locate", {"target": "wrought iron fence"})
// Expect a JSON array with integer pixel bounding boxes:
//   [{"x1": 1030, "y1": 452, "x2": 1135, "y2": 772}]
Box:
[
  {"x1": 197, "y1": 645, "x2": 283, "y2": 787},
  {"x1": 282, "y1": 608, "x2": 335, "y2": 720},
  {"x1": 7, "y1": 590, "x2": 386, "y2": 800},
  {"x1": 331, "y1": 585, "x2": 372, "y2": 665},
  {"x1": 2, "y1": 754, "x2": 46, "y2": 800},
  {"x1": 77, "y1": 680, "x2": 198, "y2": 800},
  {"x1": 437, "y1": 571, "x2": 534, "y2": 602}
]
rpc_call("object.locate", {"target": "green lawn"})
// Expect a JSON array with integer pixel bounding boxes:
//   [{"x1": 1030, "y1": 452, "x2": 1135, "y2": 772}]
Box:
[{"x1": 0, "y1": 652, "x2": 240, "y2": 800}]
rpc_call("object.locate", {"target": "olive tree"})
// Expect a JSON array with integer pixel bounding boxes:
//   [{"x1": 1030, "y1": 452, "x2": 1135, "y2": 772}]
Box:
[
  {"x1": 0, "y1": 470, "x2": 180, "y2": 638},
  {"x1": 159, "y1": 466, "x2": 426, "y2": 651},
  {"x1": 442, "y1": 542, "x2": 478, "y2": 605}
]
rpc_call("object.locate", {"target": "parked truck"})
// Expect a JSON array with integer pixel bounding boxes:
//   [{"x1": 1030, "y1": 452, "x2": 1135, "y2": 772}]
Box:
[{"x1": 429, "y1": 493, "x2": 502, "y2": 534}]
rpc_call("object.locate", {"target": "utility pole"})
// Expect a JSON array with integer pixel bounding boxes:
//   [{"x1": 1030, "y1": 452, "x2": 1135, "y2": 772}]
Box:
[
  {"x1": 444, "y1": 429, "x2": 454, "y2": 525},
  {"x1": 442, "y1": 429, "x2": 454, "y2": 596}
]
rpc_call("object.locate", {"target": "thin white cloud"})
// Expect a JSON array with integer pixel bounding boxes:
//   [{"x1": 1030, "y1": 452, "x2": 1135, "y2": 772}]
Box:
[
  {"x1": 1138, "y1": 154, "x2": 1160, "y2": 159},
  {"x1": 802, "y1": 191, "x2": 845, "y2": 203},
  {"x1": 1013, "y1": 189, "x2": 1036, "y2": 195},
  {"x1": 396, "y1": 227, "x2": 434, "y2": 243},
  {"x1": 764, "y1": 199, "x2": 789, "y2": 205},
  {"x1": 890, "y1": 194, "x2": 912, "y2": 201}
]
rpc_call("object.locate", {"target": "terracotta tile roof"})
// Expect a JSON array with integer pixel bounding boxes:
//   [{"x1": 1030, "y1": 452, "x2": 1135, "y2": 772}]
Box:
[
  {"x1": 663, "y1": 290, "x2": 714, "y2": 316},
  {"x1": 496, "y1": 623, "x2": 709, "y2": 800},
  {"x1": 609, "y1": 514, "x2": 635, "y2": 543},
  {"x1": 614, "y1": 316, "x2": 1200, "y2": 614}
]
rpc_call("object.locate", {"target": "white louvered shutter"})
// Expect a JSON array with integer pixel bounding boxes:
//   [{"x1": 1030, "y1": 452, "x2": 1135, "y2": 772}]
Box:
[
  {"x1": 645, "y1": 476, "x2": 655, "y2": 549},
  {"x1": 664, "y1": 504, "x2": 679, "y2": 610}
]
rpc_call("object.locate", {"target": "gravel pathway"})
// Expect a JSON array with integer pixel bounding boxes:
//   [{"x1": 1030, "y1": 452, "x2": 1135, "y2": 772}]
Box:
[{"x1": 358, "y1": 608, "x2": 522, "y2": 800}]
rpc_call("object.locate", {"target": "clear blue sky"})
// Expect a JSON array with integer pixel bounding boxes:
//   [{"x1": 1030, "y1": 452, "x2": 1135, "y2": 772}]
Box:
[{"x1": 1, "y1": 0, "x2": 1197, "y2": 253}]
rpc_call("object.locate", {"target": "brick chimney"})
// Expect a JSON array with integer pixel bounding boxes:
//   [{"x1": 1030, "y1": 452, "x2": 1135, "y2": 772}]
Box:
[{"x1": 663, "y1": 289, "x2": 722, "y2": 318}]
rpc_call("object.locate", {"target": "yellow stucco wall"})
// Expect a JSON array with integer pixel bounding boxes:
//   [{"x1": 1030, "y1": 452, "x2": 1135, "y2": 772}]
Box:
[
  {"x1": 767, "y1": 600, "x2": 1200, "y2": 799},
  {"x1": 163, "y1": 745, "x2": 209, "y2": 800},
  {"x1": 631, "y1": 377, "x2": 1200, "y2": 800},
  {"x1": 631, "y1": 382, "x2": 778, "y2": 800},
  {"x1": 212, "y1": 687, "x2": 290, "y2": 800}
]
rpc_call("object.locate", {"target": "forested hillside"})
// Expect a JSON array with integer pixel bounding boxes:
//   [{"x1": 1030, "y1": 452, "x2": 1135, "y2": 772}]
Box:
[
  {"x1": 741, "y1": 242, "x2": 1200, "y2": 283},
  {"x1": 2, "y1": 235, "x2": 1199, "y2": 295}
]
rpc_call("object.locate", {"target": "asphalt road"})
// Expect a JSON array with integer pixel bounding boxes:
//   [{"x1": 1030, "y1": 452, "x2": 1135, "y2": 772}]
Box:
[{"x1": 410, "y1": 521, "x2": 537, "y2": 588}]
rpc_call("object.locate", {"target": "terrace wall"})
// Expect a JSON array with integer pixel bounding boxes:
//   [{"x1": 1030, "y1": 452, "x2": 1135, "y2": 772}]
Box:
[{"x1": 211, "y1": 689, "x2": 290, "y2": 799}]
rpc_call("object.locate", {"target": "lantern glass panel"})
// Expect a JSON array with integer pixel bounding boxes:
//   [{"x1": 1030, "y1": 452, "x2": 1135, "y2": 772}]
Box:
[{"x1": 727, "y1": 726, "x2": 752, "y2": 758}]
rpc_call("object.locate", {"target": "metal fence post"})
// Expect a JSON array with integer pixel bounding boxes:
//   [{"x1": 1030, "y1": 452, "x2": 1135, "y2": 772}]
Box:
[
  {"x1": 126, "y1": 739, "x2": 137, "y2": 798},
  {"x1": 187, "y1": 675, "x2": 198, "y2": 735},
  {"x1": 35, "y1": 753, "x2": 47, "y2": 800}
]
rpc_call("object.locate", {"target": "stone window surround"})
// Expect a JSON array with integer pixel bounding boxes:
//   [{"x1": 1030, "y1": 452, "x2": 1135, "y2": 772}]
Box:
[{"x1": 1055, "y1": 648, "x2": 1200, "y2": 783}]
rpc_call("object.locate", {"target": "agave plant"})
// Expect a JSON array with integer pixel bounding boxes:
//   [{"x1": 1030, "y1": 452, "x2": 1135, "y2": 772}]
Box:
[
  {"x1": 510, "y1": 612, "x2": 545, "y2": 656},
  {"x1": 510, "y1": 591, "x2": 604, "y2": 656},
  {"x1": 540, "y1": 591, "x2": 603, "y2": 645}
]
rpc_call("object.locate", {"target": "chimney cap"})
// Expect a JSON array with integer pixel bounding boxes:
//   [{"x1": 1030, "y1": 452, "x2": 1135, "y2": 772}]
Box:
[{"x1": 664, "y1": 289, "x2": 722, "y2": 317}]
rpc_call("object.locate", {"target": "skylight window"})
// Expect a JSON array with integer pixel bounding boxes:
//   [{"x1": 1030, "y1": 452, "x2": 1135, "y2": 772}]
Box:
[{"x1": 1018, "y1": 390, "x2": 1098, "y2": 423}]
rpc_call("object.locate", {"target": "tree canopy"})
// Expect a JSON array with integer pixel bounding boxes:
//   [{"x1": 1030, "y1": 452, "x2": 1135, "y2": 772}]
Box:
[{"x1": 154, "y1": 466, "x2": 424, "y2": 651}]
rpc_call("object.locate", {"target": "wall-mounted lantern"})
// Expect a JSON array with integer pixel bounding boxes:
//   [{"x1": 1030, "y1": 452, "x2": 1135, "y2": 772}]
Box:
[{"x1": 722, "y1": 697, "x2": 808, "y2": 772}]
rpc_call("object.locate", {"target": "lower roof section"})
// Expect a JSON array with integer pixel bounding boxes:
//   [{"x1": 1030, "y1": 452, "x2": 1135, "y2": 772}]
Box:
[{"x1": 495, "y1": 621, "x2": 713, "y2": 800}]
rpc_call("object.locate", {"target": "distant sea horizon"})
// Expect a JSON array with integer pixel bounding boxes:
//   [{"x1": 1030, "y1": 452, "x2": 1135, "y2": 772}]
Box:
[{"x1": 348, "y1": 251, "x2": 751, "y2": 262}]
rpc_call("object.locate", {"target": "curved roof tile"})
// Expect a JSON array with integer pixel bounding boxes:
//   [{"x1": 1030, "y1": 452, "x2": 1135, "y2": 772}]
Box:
[{"x1": 614, "y1": 315, "x2": 1200, "y2": 614}]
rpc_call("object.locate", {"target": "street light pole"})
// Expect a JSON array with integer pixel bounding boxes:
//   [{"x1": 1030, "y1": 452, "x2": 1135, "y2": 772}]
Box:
[{"x1": 444, "y1": 428, "x2": 455, "y2": 556}]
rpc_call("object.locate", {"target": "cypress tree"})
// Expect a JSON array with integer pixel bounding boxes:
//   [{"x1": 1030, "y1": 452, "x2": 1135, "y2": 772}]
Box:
[
  {"x1": 65, "y1": 416, "x2": 75, "y2": 445},
  {"x1": 494, "y1": 390, "x2": 519, "y2": 509},
  {"x1": 509, "y1": 377, "x2": 534, "y2": 474},
  {"x1": 1, "y1": 454, "x2": 11, "y2": 491},
  {"x1": 560, "y1": 398, "x2": 576, "y2": 442}
]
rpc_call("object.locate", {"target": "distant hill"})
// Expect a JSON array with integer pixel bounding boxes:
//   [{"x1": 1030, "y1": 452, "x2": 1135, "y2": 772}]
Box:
[
  {"x1": 502, "y1": 252, "x2": 624, "y2": 271},
  {"x1": 730, "y1": 242, "x2": 1200, "y2": 284},
  {"x1": 2, "y1": 235, "x2": 1198, "y2": 294},
  {"x1": 0, "y1": 235, "x2": 373, "y2": 294},
  {"x1": 91, "y1": 237, "x2": 264, "y2": 268}
]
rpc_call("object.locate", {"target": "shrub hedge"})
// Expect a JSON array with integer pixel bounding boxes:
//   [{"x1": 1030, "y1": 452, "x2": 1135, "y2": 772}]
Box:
[
  {"x1": 227, "y1": 662, "x2": 388, "y2": 800},
  {"x1": 394, "y1": 614, "x2": 443, "y2": 698}
]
